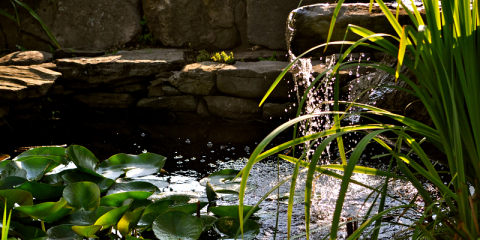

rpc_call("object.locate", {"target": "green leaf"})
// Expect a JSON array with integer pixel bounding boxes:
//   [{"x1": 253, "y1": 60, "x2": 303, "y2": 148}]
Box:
[
  {"x1": 94, "y1": 204, "x2": 130, "y2": 230},
  {"x1": 0, "y1": 176, "x2": 27, "y2": 190},
  {"x1": 16, "y1": 181, "x2": 65, "y2": 200},
  {"x1": 214, "y1": 217, "x2": 259, "y2": 240},
  {"x1": 167, "y1": 202, "x2": 208, "y2": 215},
  {"x1": 100, "y1": 191, "x2": 153, "y2": 207},
  {"x1": 210, "y1": 205, "x2": 260, "y2": 219},
  {"x1": 8, "y1": 221, "x2": 46, "y2": 240},
  {"x1": 66, "y1": 145, "x2": 101, "y2": 177},
  {"x1": 16, "y1": 147, "x2": 67, "y2": 165},
  {"x1": 71, "y1": 225, "x2": 101, "y2": 238},
  {"x1": 98, "y1": 153, "x2": 166, "y2": 179},
  {"x1": 117, "y1": 207, "x2": 145, "y2": 237},
  {"x1": 15, "y1": 198, "x2": 67, "y2": 220},
  {"x1": 200, "y1": 215, "x2": 217, "y2": 232},
  {"x1": 206, "y1": 181, "x2": 218, "y2": 203},
  {"x1": 137, "y1": 200, "x2": 174, "y2": 229},
  {"x1": 0, "y1": 189, "x2": 33, "y2": 214},
  {"x1": 46, "y1": 224, "x2": 82, "y2": 240},
  {"x1": 4, "y1": 158, "x2": 57, "y2": 181},
  {"x1": 62, "y1": 170, "x2": 114, "y2": 193},
  {"x1": 106, "y1": 182, "x2": 158, "y2": 196},
  {"x1": 152, "y1": 211, "x2": 203, "y2": 240},
  {"x1": 63, "y1": 182, "x2": 100, "y2": 212},
  {"x1": 152, "y1": 194, "x2": 191, "y2": 204}
]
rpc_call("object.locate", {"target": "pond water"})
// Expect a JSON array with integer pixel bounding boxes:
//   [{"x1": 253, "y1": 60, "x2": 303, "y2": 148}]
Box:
[{"x1": 0, "y1": 109, "x2": 427, "y2": 239}]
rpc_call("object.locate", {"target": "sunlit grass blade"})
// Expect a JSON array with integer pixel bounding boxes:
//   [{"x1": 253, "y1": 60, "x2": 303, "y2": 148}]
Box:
[{"x1": 396, "y1": 25, "x2": 408, "y2": 81}]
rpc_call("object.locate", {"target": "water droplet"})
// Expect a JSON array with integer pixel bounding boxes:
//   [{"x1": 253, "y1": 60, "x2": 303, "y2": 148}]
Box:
[
  {"x1": 244, "y1": 146, "x2": 250, "y2": 152},
  {"x1": 141, "y1": 133, "x2": 145, "y2": 137},
  {"x1": 230, "y1": 147, "x2": 235, "y2": 150},
  {"x1": 211, "y1": 150, "x2": 215, "y2": 153},
  {"x1": 142, "y1": 149, "x2": 147, "y2": 153},
  {"x1": 177, "y1": 161, "x2": 183, "y2": 164},
  {"x1": 184, "y1": 159, "x2": 189, "y2": 162},
  {"x1": 174, "y1": 155, "x2": 183, "y2": 159},
  {"x1": 191, "y1": 157, "x2": 196, "y2": 161},
  {"x1": 185, "y1": 139, "x2": 191, "y2": 144},
  {"x1": 200, "y1": 159, "x2": 205, "y2": 162},
  {"x1": 349, "y1": 70, "x2": 353, "y2": 75},
  {"x1": 207, "y1": 142, "x2": 213, "y2": 148}
]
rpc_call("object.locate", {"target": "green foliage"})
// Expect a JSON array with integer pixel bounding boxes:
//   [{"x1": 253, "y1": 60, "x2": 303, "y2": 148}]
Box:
[
  {"x1": 139, "y1": 15, "x2": 156, "y2": 44},
  {"x1": 211, "y1": 51, "x2": 235, "y2": 64},
  {"x1": 0, "y1": 145, "x2": 261, "y2": 239},
  {"x1": 196, "y1": 50, "x2": 211, "y2": 63},
  {"x1": 259, "y1": 51, "x2": 277, "y2": 61},
  {"x1": 239, "y1": 0, "x2": 480, "y2": 239}
]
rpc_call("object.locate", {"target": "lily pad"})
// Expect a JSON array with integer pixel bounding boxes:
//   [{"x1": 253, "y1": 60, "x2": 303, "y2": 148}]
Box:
[
  {"x1": 0, "y1": 189, "x2": 33, "y2": 214},
  {"x1": 100, "y1": 191, "x2": 154, "y2": 207},
  {"x1": 63, "y1": 206, "x2": 114, "y2": 226},
  {"x1": 168, "y1": 202, "x2": 208, "y2": 215},
  {"x1": 16, "y1": 181, "x2": 65, "y2": 200},
  {"x1": 200, "y1": 215, "x2": 217, "y2": 231},
  {"x1": 0, "y1": 176, "x2": 27, "y2": 190},
  {"x1": 209, "y1": 205, "x2": 260, "y2": 218},
  {"x1": 94, "y1": 204, "x2": 130, "y2": 230},
  {"x1": 97, "y1": 153, "x2": 166, "y2": 179},
  {"x1": 137, "y1": 200, "x2": 174, "y2": 229},
  {"x1": 8, "y1": 221, "x2": 46, "y2": 239},
  {"x1": 200, "y1": 169, "x2": 240, "y2": 186},
  {"x1": 46, "y1": 224, "x2": 83, "y2": 240},
  {"x1": 106, "y1": 182, "x2": 158, "y2": 196},
  {"x1": 15, "y1": 198, "x2": 70, "y2": 223},
  {"x1": 3, "y1": 158, "x2": 56, "y2": 181},
  {"x1": 16, "y1": 147, "x2": 68, "y2": 165},
  {"x1": 206, "y1": 181, "x2": 218, "y2": 203},
  {"x1": 213, "y1": 217, "x2": 259, "y2": 240},
  {"x1": 149, "y1": 193, "x2": 192, "y2": 204},
  {"x1": 153, "y1": 211, "x2": 203, "y2": 240},
  {"x1": 71, "y1": 225, "x2": 102, "y2": 238},
  {"x1": 117, "y1": 207, "x2": 145, "y2": 237},
  {"x1": 63, "y1": 182, "x2": 100, "y2": 212},
  {"x1": 62, "y1": 170, "x2": 114, "y2": 193},
  {"x1": 66, "y1": 145, "x2": 102, "y2": 177}
]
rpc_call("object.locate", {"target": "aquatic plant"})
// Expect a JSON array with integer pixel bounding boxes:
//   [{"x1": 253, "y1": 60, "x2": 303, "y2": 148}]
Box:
[
  {"x1": 238, "y1": 0, "x2": 480, "y2": 239},
  {"x1": 0, "y1": 145, "x2": 260, "y2": 239}
]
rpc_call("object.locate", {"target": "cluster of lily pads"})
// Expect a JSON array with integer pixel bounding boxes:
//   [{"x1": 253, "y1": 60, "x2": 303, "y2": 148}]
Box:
[{"x1": 0, "y1": 145, "x2": 260, "y2": 239}]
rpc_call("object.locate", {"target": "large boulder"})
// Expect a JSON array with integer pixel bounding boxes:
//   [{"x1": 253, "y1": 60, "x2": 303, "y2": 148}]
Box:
[
  {"x1": 168, "y1": 62, "x2": 227, "y2": 95},
  {"x1": 142, "y1": 0, "x2": 241, "y2": 50},
  {"x1": 0, "y1": 65, "x2": 61, "y2": 101},
  {"x1": 217, "y1": 61, "x2": 294, "y2": 100},
  {"x1": 22, "y1": 0, "x2": 143, "y2": 50},
  {"x1": 0, "y1": 51, "x2": 53, "y2": 66},
  {"x1": 246, "y1": 0, "x2": 333, "y2": 50},
  {"x1": 288, "y1": 3, "x2": 416, "y2": 56},
  {"x1": 55, "y1": 49, "x2": 185, "y2": 85},
  {"x1": 203, "y1": 96, "x2": 262, "y2": 120}
]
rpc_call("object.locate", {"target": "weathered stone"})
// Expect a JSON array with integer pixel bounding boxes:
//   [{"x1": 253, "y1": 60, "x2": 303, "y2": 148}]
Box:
[
  {"x1": 137, "y1": 96, "x2": 198, "y2": 112},
  {"x1": 0, "y1": 51, "x2": 52, "y2": 66},
  {"x1": 160, "y1": 86, "x2": 181, "y2": 96},
  {"x1": 262, "y1": 102, "x2": 297, "y2": 120},
  {"x1": 56, "y1": 49, "x2": 185, "y2": 85},
  {"x1": 147, "y1": 85, "x2": 164, "y2": 97},
  {"x1": 0, "y1": 66, "x2": 61, "y2": 101},
  {"x1": 217, "y1": 61, "x2": 293, "y2": 99},
  {"x1": 234, "y1": 50, "x2": 289, "y2": 62},
  {"x1": 113, "y1": 83, "x2": 147, "y2": 93},
  {"x1": 247, "y1": 0, "x2": 333, "y2": 50},
  {"x1": 54, "y1": 48, "x2": 106, "y2": 59},
  {"x1": 46, "y1": 84, "x2": 65, "y2": 95},
  {"x1": 169, "y1": 62, "x2": 227, "y2": 95},
  {"x1": 204, "y1": 96, "x2": 262, "y2": 120},
  {"x1": 288, "y1": 4, "x2": 417, "y2": 55},
  {"x1": 197, "y1": 98, "x2": 210, "y2": 117},
  {"x1": 36, "y1": 63, "x2": 58, "y2": 71},
  {"x1": 235, "y1": 1, "x2": 248, "y2": 48},
  {"x1": 74, "y1": 93, "x2": 137, "y2": 109},
  {"x1": 142, "y1": 0, "x2": 240, "y2": 50},
  {"x1": 22, "y1": 0, "x2": 142, "y2": 50}
]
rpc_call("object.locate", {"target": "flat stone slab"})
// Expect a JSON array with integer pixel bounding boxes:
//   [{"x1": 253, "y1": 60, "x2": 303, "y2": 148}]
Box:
[
  {"x1": 234, "y1": 50, "x2": 288, "y2": 62},
  {"x1": 169, "y1": 62, "x2": 227, "y2": 95},
  {"x1": 137, "y1": 96, "x2": 198, "y2": 112},
  {"x1": 0, "y1": 66, "x2": 61, "y2": 101},
  {"x1": 55, "y1": 49, "x2": 185, "y2": 85},
  {"x1": 204, "y1": 96, "x2": 262, "y2": 120},
  {"x1": 74, "y1": 93, "x2": 137, "y2": 109},
  {"x1": 0, "y1": 51, "x2": 53, "y2": 66},
  {"x1": 262, "y1": 102, "x2": 297, "y2": 120},
  {"x1": 217, "y1": 61, "x2": 293, "y2": 99}
]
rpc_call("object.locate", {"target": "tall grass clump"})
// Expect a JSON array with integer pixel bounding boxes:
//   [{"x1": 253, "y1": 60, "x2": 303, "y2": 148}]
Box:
[{"x1": 237, "y1": 0, "x2": 480, "y2": 239}]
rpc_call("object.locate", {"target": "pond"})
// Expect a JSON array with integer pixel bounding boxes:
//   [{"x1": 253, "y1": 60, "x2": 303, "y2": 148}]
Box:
[{"x1": 0, "y1": 108, "x2": 424, "y2": 239}]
